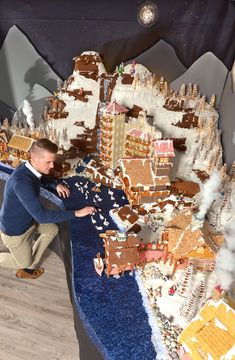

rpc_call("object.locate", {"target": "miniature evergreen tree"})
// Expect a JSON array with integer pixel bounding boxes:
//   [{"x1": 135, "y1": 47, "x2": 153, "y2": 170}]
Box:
[
  {"x1": 229, "y1": 162, "x2": 235, "y2": 177},
  {"x1": 180, "y1": 286, "x2": 199, "y2": 321},
  {"x1": 2, "y1": 118, "x2": 9, "y2": 129},
  {"x1": 57, "y1": 78, "x2": 63, "y2": 92},
  {"x1": 192, "y1": 84, "x2": 198, "y2": 98},
  {"x1": 179, "y1": 84, "x2": 185, "y2": 97},
  {"x1": 187, "y1": 83, "x2": 192, "y2": 96},
  {"x1": 198, "y1": 277, "x2": 206, "y2": 298},
  {"x1": 62, "y1": 128, "x2": 68, "y2": 141},
  {"x1": 177, "y1": 263, "x2": 194, "y2": 297},
  {"x1": 200, "y1": 96, "x2": 206, "y2": 111},
  {"x1": 209, "y1": 94, "x2": 216, "y2": 109}
]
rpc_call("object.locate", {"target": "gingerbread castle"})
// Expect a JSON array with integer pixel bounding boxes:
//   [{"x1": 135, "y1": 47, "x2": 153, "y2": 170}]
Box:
[{"x1": 164, "y1": 209, "x2": 221, "y2": 274}]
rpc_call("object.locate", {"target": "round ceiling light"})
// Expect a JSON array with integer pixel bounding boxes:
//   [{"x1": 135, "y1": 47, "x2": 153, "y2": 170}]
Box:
[{"x1": 137, "y1": 1, "x2": 158, "y2": 27}]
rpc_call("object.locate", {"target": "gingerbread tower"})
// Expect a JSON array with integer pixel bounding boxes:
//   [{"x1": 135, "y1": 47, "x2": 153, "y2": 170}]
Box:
[{"x1": 100, "y1": 100, "x2": 129, "y2": 169}]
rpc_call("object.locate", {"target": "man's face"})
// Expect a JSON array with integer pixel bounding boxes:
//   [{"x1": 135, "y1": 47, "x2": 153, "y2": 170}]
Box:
[{"x1": 31, "y1": 150, "x2": 56, "y2": 175}]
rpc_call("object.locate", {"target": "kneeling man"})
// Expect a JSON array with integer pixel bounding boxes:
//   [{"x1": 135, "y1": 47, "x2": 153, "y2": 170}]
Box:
[{"x1": 0, "y1": 139, "x2": 96, "y2": 279}]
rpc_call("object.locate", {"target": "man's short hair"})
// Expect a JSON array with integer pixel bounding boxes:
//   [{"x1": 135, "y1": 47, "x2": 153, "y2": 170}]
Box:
[{"x1": 30, "y1": 139, "x2": 58, "y2": 154}]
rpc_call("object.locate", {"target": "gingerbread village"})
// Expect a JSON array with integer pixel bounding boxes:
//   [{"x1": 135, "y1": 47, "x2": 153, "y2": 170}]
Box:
[{"x1": 0, "y1": 51, "x2": 235, "y2": 359}]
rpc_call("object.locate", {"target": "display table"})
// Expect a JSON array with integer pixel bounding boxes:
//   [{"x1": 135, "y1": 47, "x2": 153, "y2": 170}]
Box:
[{"x1": 0, "y1": 164, "x2": 163, "y2": 360}]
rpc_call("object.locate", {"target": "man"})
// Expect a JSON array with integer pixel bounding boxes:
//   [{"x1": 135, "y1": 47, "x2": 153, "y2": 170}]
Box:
[{"x1": 0, "y1": 138, "x2": 96, "y2": 279}]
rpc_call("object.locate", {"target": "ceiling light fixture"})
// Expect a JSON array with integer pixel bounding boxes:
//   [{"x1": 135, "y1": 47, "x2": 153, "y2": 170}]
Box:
[{"x1": 137, "y1": 1, "x2": 158, "y2": 28}]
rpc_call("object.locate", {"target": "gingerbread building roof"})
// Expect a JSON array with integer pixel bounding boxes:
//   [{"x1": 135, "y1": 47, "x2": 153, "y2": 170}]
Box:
[
  {"x1": 112, "y1": 205, "x2": 139, "y2": 225},
  {"x1": 127, "y1": 129, "x2": 153, "y2": 142},
  {"x1": 104, "y1": 100, "x2": 129, "y2": 115},
  {"x1": 178, "y1": 299, "x2": 235, "y2": 360},
  {"x1": 120, "y1": 158, "x2": 170, "y2": 188},
  {"x1": 166, "y1": 210, "x2": 216, "y2": 260},
  {"x1": 154, "y1": 139, "x2": 175, "y2": 157},
  {"x1": 106, "y1": 233, "x2": 140, "y2": 249},
  {"x1": 8, "y1": 134, "x2": 34, "y2": 152},
  {"x1": 170, "y1": 180, "x2": 200, "y2": 197}
]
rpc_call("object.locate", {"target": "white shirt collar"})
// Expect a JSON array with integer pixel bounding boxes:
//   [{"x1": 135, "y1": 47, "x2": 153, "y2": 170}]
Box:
[{"x1": 25, "y1": 161, "x2": 42, "y2": 179}]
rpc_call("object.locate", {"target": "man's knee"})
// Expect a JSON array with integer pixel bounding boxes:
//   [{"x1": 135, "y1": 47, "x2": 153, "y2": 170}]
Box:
[
  {"x1": 38, "y1": 223, "x2": 59, "y2": 239},
  {"x1": 46, "y1": 223, "x2": 58, "y2": 238},
  {"x1": 50, "y1": 223, "x2": 59, "y2": 237}
]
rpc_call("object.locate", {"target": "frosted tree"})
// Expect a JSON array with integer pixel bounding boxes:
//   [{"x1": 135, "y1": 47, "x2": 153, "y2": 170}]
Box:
[
  {"x1": 186, "y1": 83, "x2": 192, "y2": 96},
  {"x1": 2, "y1": 118, "x2": 9, "y2": 129},
  {"x1": 192, "y1": 84, "x2": 198, "y2": 98},
  {"x1": 57, "y1": 78, "x2": 63, "y2": 91},
  {"x1": 11, "y1": 118, "x2": 17, "y2": 129},
  {"x1": 229, "y1": 162, "x2": 235, "y2": 177},
  {"x1": 62, "y1": 128, "x2": 68, "y2": 142},
  {"x1": 179, "y1": 84, "x2": 186, "y2": 97},
  {"x1": 180, "y1": 287, "x2": 199, "y2": 321},
  {"x1": 200, "y1": 95, "x2": 206, "y2": 111},
  {"x1": 209, "y1": 94, "x2": 216, "y2": 109},
  {"x1": 198, "y1": 277, "x2": 207, "y2": 307},
  {"x1": 177, "y1": 263, "x2": 194, "y2": 297},
  {"x1": 164, "y1": 81, "x2": 168, "y2": 96}
]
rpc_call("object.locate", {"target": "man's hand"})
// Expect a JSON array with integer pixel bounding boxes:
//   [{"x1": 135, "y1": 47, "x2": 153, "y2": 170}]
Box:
[
  {"x1": 75, "y1": 206, "x2": 97, "y2": 217},
  {"x1": 56, "y1": 184, "x2": 70, "y2": 198}
]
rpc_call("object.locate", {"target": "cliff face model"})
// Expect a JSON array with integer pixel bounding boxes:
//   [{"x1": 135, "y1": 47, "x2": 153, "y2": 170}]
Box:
[
  {"x1": 41, "y1": 51, "x2": 106, "y2": 153},
  {"x1": 32, "y1": 51, "x2": 223, "y2": 186},
  {"x1": 0, "y1": 51, "x2": 224, "y2": 187}
]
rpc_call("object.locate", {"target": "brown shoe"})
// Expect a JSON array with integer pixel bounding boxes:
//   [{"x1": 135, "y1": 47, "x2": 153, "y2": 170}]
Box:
[{"x1": 16, "y1": 268, "x2": 44, "y2": 279}]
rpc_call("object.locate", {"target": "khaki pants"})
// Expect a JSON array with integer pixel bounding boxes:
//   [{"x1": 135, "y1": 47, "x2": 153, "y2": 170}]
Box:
[{"x1": 0, "y1": 223, "x2": 58, "y2": 269}]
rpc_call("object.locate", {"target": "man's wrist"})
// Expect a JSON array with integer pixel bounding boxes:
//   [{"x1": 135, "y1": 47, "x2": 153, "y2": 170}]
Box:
[{"x1": 75, "y1": 210, "x2": 80, "y2": 217}]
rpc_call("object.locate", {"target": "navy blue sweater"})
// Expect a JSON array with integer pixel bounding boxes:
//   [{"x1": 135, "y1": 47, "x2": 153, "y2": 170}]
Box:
[{"x1": 0, "y1": 163, "x2": 76, "y2": 236}]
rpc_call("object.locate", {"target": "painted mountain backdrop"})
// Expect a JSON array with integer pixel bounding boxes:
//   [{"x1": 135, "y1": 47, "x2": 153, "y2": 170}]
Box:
[
  {"x1": 171, "y1": 52, "x2": 228, "y2": 106},
  {"x1": 0, "y1": 25, "x2": 61, "y2": 110},
  {"x1": 128, "y1": 39, "x2": 186, "y2": 83}
]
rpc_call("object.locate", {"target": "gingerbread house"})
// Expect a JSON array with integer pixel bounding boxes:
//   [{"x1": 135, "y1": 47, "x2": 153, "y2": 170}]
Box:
[
  {"x1": 153, "y1": 139, "x2": 175, "y2": 177},
  {"x1": 164, "y1": 210, "x2": 218, "y2": 274},
  {"x1": 119, "y1": 157, "x2": 171, "y2": 206},
  {"x1": 99, "y1": 100, "x2": 129, "y2": 169},
  {"x1": 8, "y1": 134, "x2": 34, "y2": 164},
  {"x1": 178, "y1": 299, "x2": 235, "y2": 360},
  {"x1": 99, "y1": 230, "x2": 140, "y2": 277}
]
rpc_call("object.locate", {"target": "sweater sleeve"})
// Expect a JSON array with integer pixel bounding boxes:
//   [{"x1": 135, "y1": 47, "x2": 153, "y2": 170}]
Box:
[
  {"x1": 14, "y1": 178, "x2": 76, "y2": 224},
  {"x1": 40, "y1": 176, "x2": 59, "y2": 191}
]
